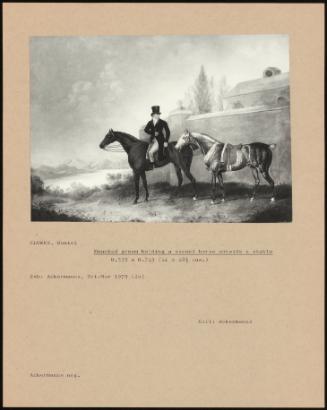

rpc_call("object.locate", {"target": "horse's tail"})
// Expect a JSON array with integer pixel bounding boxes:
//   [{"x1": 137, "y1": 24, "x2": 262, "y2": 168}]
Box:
[{"x1": 269, "y1": 144, "x2": 277, "y2": 150}]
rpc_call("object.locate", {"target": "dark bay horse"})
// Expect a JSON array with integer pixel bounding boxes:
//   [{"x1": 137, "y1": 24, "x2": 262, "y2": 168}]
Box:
[
  {"x1": 99, "y1": 129, "x2": 197, "y2": 204},
  {"x1": 175, "y1": 130, "x2": 276, "y2": 203}
]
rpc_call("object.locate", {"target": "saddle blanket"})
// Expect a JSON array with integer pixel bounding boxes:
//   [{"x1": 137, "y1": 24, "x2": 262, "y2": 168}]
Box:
[{"x1": 204, "y1": 142, "x2": 244, "y2": 171}]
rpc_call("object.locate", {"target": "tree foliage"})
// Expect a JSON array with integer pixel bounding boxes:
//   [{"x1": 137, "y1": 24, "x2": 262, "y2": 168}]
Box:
[
  {"x1": 31, "y1": 174, "x2": 45, "y2": 195},
  {"x1": 216, "y1": 75, "x2": 230, "y2": 111},
  {"x1": 182, "y1": 67, "x2": 230, "y2": 114},
  {"x1": 193, "y1": 65, "x2": 212, "y2": 114}
]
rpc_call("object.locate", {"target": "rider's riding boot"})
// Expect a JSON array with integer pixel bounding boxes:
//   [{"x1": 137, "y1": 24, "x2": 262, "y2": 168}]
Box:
[{"x1": 146, "y1": 162, "x2": 154, "y2": 170}]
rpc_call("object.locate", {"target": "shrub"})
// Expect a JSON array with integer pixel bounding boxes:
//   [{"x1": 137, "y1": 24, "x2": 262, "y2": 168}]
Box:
[{"x1": 31, "y1": 174, "x2": 45, "y2": 195}]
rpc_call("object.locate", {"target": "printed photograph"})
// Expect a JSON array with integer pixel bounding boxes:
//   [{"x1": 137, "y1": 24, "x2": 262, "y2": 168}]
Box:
[{"x1": 31, "y1": 35, "x2": 291, "y2": 222}]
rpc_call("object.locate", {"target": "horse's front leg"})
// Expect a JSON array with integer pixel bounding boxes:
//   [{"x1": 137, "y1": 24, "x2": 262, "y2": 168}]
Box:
[
  {"x1": 173, "y1": 164, "x2": 183, "y2": 196},
  {"x1": 217, "y1": 172, "x2": 225, "y2": 202},
  {"x1": 178, "y1": 159, "x2": 197, "y2": 200},
  {"x1": 211, "y1": 172, "x2": 217, "y2": 204},
  {"x1": 140, "y1": 172, "x2": 149, "y2": 201},
  {"x1": 133, "y1": 172, "x2": 140, "y2": 204}
]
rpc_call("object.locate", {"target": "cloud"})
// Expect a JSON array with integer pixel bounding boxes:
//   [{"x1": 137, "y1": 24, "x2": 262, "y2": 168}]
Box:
[
  {"x1": 31, "y1": 35, "x2": 289, "y2": 166},
  {"x1": 63, "y1": 59, "x2": 123, "y2": 130},
  {"x1": 67, "y1": 81, "x2": 93, "y2": 106}
]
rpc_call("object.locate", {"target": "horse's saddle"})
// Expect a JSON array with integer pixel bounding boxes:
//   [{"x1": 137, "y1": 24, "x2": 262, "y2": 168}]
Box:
[
  {"x1": 204, "y1": 142, "x2": 244, "y2": 172},
  {"x1": 145, "y1": 147, "x2": 169, "y2": 170},
  {"x1": 153, "y1": 149, "x2": 167, "y2": 163},
  {"x1": 221, "y1": 143, "x2": 243, "y2": 170}
]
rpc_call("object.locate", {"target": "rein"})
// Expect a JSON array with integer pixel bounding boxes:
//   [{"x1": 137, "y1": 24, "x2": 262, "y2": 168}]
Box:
[
  {"x1": 189, "y1": 132, "x2": 216, "y2": 155},
  {"x1": 189, "y1": 135, "x2": 202, "y2": 152}
]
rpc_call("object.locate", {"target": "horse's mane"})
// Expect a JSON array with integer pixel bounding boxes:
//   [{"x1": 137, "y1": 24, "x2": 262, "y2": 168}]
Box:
[
  {"x1": 113, "y1": 130, "x2": 141, "y2": 143},
  {"x1": 191, "y1": 131, "x2": 222, "y2": 144}
]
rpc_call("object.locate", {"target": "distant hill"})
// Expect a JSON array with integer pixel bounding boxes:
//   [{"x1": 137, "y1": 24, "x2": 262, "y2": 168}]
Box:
[{"x1": 32, "y1": 157, "x2": 129, "y2": 180}]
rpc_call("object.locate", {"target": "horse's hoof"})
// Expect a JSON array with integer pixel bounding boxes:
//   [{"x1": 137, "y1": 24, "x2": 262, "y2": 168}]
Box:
[
  {"x1": 250, "y1": 197, "x2": 255, "y2": 202},
  {"x1": 221, "y1": 198, "x2": 225, "y2": 203},
  {"x1": 133, "y1": 200, "x2": 138, "y2": 205},
  {"x1": 270, "y1": 197, "x2": 275, "y2": 202},
  {"x1": 193, "y1": 196, "x2": 197, "y2": 201},
  {"x1": 210, "y1": 200, "x2": 215, "y2": 205}
]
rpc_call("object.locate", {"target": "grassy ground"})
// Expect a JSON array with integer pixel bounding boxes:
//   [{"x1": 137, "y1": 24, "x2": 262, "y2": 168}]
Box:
[{"x1": 31, "y1": 181, "x2": 292, "y2": 223}]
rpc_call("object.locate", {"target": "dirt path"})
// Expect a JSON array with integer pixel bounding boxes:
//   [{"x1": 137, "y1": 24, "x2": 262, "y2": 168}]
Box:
[{"x1": 33, "y1": 183, "x2": 292, "y2": 223}]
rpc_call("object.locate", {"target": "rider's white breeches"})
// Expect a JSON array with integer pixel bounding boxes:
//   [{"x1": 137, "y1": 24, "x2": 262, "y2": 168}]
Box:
[{"x1": 147, "y1": 139, "x2": 159, "y2": 162}]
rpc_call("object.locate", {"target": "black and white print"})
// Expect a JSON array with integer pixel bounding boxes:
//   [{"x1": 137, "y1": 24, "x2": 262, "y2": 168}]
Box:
[{"x1": 31, "y1": 35, "x2": 291, "y2": 222}]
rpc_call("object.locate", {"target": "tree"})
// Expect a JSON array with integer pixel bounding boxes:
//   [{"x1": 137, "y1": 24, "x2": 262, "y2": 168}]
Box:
[
  {"x1": 193, "y1": 66, "x2": 212, "y2": 114},
  {"x1": 31, "y1": 174, "x2": 45, "y2": 195},
  {"x1": 181, "y1": 68, "x2": 230, "y2": 113},
  {"x1": 177, "y1": 99, "x2": 185, "y2": 110},
  {"x1": 216, "y1": 75, "x2": 230, "y2": 111},
  {"x1": 209, "y1": 76, "x2": 217, "y2": 111},
  {"x1": 182, "y1": 87, "x2": 196, "y2": 113}
]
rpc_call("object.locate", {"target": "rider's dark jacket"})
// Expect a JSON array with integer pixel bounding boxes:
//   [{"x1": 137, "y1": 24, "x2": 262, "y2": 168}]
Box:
[{"x1": 144, "y1": 119, "x2": 170, "y2": 160}]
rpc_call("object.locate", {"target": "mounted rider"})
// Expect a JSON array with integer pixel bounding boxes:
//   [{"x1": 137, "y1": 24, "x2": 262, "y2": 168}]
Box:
[{"x1": 144, "y1": 106, "x2": 170, "y2": 168}]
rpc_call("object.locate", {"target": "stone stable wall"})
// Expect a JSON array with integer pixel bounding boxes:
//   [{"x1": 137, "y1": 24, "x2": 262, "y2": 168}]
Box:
[
  {"x1": 224, "y1": 72, "x2": 289, "y2": 109},
  {"x1": 225, "y1": 86, "x2": 290, "y2": 110}
]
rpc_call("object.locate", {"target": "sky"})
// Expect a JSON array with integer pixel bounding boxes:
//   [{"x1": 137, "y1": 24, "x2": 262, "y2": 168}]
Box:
[{"x1": 30, "y1": 35, "x2": 289, "y2": 167}]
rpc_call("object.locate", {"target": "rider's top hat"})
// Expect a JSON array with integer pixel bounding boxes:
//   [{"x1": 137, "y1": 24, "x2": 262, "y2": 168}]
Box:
[{"x1": 151, "y1": 106, "x2": 161, "y2": 116}]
